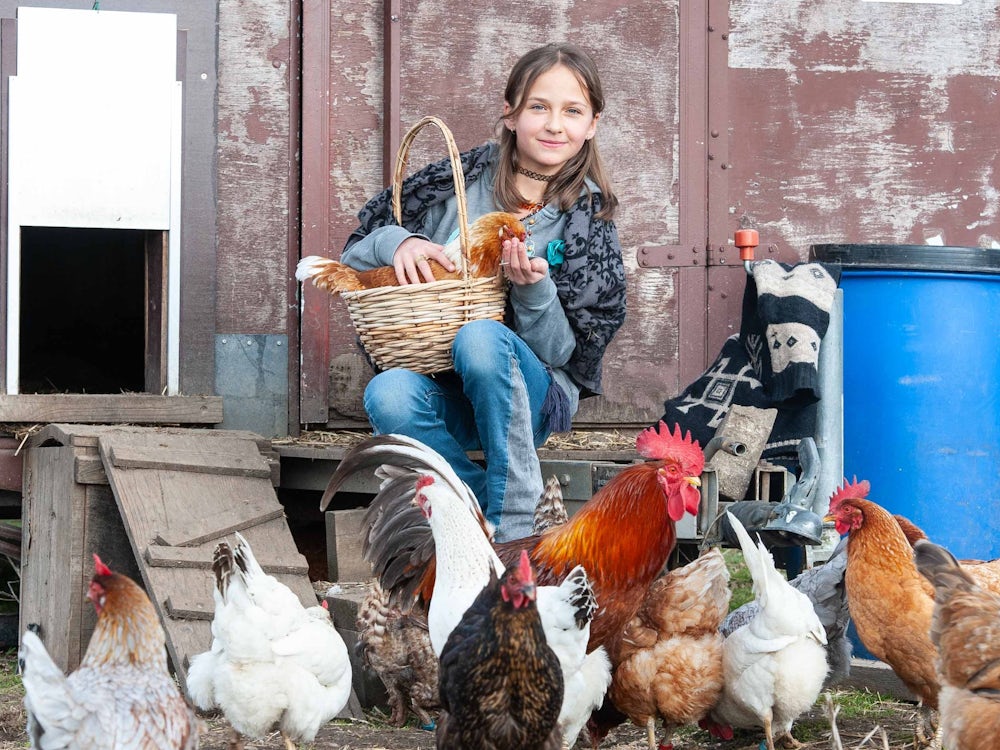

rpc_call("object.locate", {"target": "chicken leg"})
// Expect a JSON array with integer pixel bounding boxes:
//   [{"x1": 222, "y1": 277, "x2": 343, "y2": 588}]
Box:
[{"x1": 281, "y1": 731, "x2": 297, "y2": 750}]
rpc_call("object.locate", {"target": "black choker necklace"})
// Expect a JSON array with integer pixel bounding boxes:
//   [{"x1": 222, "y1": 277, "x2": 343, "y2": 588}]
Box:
[{"x1": 515, "y1": 166, "x2": 554, "y2": 182}]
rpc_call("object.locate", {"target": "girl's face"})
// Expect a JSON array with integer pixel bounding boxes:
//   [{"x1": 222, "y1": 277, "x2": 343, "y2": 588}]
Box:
[{"x1": 504, "y1": 64, "x2": 599, "y2": 176}]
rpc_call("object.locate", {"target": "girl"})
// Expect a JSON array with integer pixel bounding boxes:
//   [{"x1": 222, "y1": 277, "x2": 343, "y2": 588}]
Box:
[{"x1": 340, "y1": 42, "x2": 626, "y2": 542}]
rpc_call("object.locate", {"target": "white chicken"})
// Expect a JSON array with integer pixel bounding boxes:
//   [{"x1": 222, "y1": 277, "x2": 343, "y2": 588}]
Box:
[
  {"x1": 706, "y1": 512, "x2": 828, "y2": 750},
  {"x1": 185, "y1": 532, "x2": 352, "y2": 750},
  {"x1": 413, "y1": 470, "x2": 611, "y2": 749}
]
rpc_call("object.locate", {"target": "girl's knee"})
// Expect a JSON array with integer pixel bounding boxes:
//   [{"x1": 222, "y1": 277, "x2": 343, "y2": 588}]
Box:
[
  {"x1": 453, "y1": 319, "x2": 510, "y2": 374},
  {"x1": 364, "y1": 369, "x2": 425, "y2": 432}
]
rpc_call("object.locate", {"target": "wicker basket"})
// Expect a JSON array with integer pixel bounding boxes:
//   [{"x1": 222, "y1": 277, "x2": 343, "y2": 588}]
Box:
[{"x1": 340, "y1": 116, "x2": 508, "y2": 374}]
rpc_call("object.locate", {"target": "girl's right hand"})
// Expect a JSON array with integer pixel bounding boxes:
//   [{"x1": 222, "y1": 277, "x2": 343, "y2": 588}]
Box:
[{"x1": 393, "y1": 237, "x2": 455, "y2": 285}]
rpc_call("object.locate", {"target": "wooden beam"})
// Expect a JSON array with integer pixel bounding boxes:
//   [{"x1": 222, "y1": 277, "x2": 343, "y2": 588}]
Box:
[
  {"x1": 145, "y1": 544, "x2": 309, "y2": 575},
  {"x1": 108, "y1": 445, "x2": 270, "y2": 478},
  {"x1": 0, "y1": 394, "x2": 223, "y2": 424}
]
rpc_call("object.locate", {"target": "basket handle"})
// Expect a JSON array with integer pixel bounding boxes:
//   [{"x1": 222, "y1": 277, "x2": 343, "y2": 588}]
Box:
[{"x1": 392, "y1": 116, "x2": 470, "y2": 279}]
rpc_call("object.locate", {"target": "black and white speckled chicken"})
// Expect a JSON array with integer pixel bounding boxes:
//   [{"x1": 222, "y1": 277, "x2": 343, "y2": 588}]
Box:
[{"x1": 355, "y1": 581, "x2": 439, "y2": 729}]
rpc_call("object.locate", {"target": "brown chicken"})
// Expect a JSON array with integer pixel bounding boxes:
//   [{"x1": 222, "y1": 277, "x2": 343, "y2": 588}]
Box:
[
  {"x1": 295, "y1": 211, "x2": 526, "y2": 293},
  {"x1": 825, "y1": 478, "x2": 941, "y2": 709},
  {"x1": 436, "y1": 551, "x2": 563, "y2": 750},
  {"x1": 355, "y1": 581, "x2": 440, "y2": 729},
  {"x1": 609, "y1": 547, "x2": 731, "y2": 750},
  {"x1": 19, "y1": 554, "x2": 201, "y2": 749},
  {"x1": 319, "y1": 420, "x2": 705, "y2": 662},
  {"x1": 914, "y1": 539, "x2": 1000, "y2": 750}
]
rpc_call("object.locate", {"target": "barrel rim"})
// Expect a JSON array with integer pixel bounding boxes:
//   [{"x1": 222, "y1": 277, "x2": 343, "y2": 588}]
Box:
[{"x1": 810, "y1": 243, "x2": 1000, "y2": 274}]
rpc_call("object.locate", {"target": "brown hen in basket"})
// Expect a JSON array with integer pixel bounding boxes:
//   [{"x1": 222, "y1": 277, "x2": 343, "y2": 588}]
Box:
[{"x1": 296, "y1": 211, "x2": 525, "y2": 294}]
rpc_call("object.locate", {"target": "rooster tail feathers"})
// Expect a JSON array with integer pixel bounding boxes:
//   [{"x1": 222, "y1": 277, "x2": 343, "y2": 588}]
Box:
[
  {"x1": 320, "y1": 434, "x2": 475, "y2": 513},
  {"x1": 561, "y1": 565, "x2": 598, "y2": 629},
  {"x1": 212, "y1": 541, "x2": 236, "y2": 600},
  {"x1": 914, "y1": 539, "x2": 977, "y2": 598}
]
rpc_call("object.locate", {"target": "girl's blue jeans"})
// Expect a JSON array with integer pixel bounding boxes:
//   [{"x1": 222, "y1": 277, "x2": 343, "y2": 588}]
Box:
[{"x1": 363, "y1": 319, "x2": 552, "y2": 542}]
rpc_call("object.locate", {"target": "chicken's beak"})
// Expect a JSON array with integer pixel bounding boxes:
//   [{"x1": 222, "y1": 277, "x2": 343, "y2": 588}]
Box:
[
  {"x1": 823, "y1": 513, "x2": 835, "y2": 523},
  {"x1": 684, "y1": 475, "x2": 702, "y2": 488}
]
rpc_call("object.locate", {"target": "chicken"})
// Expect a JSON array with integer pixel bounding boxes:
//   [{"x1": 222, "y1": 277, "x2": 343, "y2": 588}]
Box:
[
  {"x1": 320, "y1": 419, "x2": 704, "y2": 663},
  {"x1": 609, "y1": 547, "x2": 730, "y2": 750},
  {"x1": 721, "y1": 534, "x2": 852, "y2": 687},
  {"x1": 19, "y1": 554, "x2": 201, "y2": 750},
  {"x1": 824, "y1": 477, "x2": 943, "y2": 711},
  {"x1": 707, "y1": 512, "x2": 828, "y2": 750},
  {"x1": 355, "y1": 581, "x2": 439, "y2": 729},
  {"x1": 437, "y1": 550, "x2": 564, "y2": 750},
  {"x1": 185, "y1": 533, "x2": 352, "y2": 750},
  {"x1": 914, "y1": 539, "x2": 1000, "y2": 750},
  {"x1": 295, "y1": 211, "x2": 526, "y2": 293},
  {"x1": 413, "y1": 471, "x2": 609, "y2": 748}
]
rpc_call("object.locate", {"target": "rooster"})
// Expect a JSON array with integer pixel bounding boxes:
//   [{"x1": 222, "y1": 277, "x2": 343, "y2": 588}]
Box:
[
  {"x1": 19, "y1": 554, "x2": 201, "y2": 750},
  {"x1": 295, "y1": 211, "x2": 526, "y2": 293},
  {"x1": 413, "y1": 472, "x2": 609, "y2": 748},
  {"x1": 437, "y1": 550, "x2": 564, "y2": 750},
  {"x1": 185, "y1": 532, "x2": 352, "y2": 750},
  {"x1": 914, "y1": 539, "x2": 1000, "y2": 750},
  {"x1": 319, "y1": 420, "x2": 704, "y2": 663},
  {"x1": 707, "y1": 512, "x2": 828, "y2": 750},
  {"x1": 609, "y1": 547, "x2": 731, "y2": 750},
  {"x1": 355, "y1": 581, "x2": 440, "y2": 729}
]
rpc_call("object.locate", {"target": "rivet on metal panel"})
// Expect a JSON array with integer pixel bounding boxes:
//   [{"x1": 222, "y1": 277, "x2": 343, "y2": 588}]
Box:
[
  {"x1": 640, "y1": 247, "x2": 648, "y2": 255},
  {"x1": 721, "y1": 163, "x2": 730, "y2": 170},
  {"x1": 692, "y1": 247, "x2": 699, "y2": 254},
  {"x1": 768, "y1": 244, "x2": 778, "y2": 254},
  {"x1": 720, "y1": 258, "x2": 726, "y2": 264},
  {"x1": 708, "y1": 153, "x2": 715, "y2": 160},
  {"x1": 720, "y1": 292, "x2": 728, "y2": 299},
  {"x1": 559, "y1": 474, "x2": 571, "y2": 486},
  {"x1": 668, "y1": 253, "x2": 675, "y2": 260},
  {"x1": 721, "y1": 32, "x2": 729, "y2": 40},
  {"x1": 391, "y1": 14, "x2": 399, "y2": 21},
  {"x1": 711, "y1": 130, "x2": 720, "y2": 138},
  {"x1": 221, "y1": 338, "x2": 227, "y2": 344},
  {"x1": 707, "y1": 24, "x2": 714, "y2": 32}
]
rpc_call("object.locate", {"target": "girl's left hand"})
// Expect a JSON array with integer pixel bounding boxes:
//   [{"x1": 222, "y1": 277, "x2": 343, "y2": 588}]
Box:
[{"x1": 501, "y1": 236, "x2": 549, "y2": 285}]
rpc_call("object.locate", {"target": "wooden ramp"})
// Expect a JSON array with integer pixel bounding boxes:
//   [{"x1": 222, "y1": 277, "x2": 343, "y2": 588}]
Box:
[{"x1": 93, "y1": 427, "x2": 316, "y2": 692}]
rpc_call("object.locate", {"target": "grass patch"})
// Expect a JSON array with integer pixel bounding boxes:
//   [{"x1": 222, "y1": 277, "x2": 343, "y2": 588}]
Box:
[
  {"x1": 826, "y1": 688, "x2": 902, "y2": 722},
  {"x1": 724, "y1": 548, "x2": 754, "y2": 611}
]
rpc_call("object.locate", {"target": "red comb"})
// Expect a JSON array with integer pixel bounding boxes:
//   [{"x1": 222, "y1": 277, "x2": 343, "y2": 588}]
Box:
[
  {"x1": 415, "y1": 475, "x2": 435, "y2": 491},
  {"x1": 828, "y1": 476, "x2": 870, "y2": 509},
  {"x1": 93, "y1": 554, "x2": 112, "y2": 577},
  {"x1": 517, "y1": 549, "x2": 534, "y2": 582},
  {"x1": 636, "y1": 421, "x2": 704, "y2": 471}
]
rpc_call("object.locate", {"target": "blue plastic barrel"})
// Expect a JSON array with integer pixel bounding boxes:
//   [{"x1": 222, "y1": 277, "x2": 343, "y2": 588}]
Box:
[{"x1": 812, "y1": 244, "x2": 1000, "y2": 561}]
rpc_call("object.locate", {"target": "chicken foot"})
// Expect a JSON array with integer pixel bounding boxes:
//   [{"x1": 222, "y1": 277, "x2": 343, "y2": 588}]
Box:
[{"x1": 776, "y1": 731, "x2": 805, "y2": 749}]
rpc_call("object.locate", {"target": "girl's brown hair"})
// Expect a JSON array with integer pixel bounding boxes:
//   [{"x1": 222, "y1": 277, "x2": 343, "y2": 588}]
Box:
[{"x1": 494, "y1": 43, "x2": 618, "y2": 221}]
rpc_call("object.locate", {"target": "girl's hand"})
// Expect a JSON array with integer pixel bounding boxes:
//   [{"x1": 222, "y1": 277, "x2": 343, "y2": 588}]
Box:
[
  {"x1": 393, "y1": 237, "x2": 455, "y2": 284},
  {"x1": 501, "y1": 236, "x2": 548, "y2": 286}
]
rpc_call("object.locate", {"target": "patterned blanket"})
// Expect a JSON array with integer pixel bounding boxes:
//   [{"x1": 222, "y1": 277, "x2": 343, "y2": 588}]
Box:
[{"x1": 659, "y1": 260, "x2": 841, "y2": 473}]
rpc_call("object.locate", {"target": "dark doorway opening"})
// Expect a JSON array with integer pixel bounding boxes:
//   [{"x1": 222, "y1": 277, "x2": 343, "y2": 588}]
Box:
[{"x1": 19, "y1": 227, "x2": 156, "y2": 394}]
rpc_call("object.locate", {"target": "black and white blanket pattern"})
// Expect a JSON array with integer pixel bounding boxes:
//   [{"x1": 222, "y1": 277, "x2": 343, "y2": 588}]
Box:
[{"x1": 660, "y1": 260, "x2": 841, "y2": 469}]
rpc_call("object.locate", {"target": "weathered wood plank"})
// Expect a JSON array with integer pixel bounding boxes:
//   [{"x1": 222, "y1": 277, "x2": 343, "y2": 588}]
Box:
[
  {"x1": 155, "y1": 506, "x2": 286, "y2": 548},
  {"x1": 109, "y1": 444, "x2": 271, "y2": 478},
  {"x1": 96, "y1": 428, "x2": 317, "y2": 688},
  {"x1": 0, "y1": 395, "x2": 223, "y2": 424},
  {"x1": 146, "y1": 544, "x2": 309, "y2": 575},
  {"x1": 326, "y1": 508, "x2": 371, "y2": 582},
  {"x1": 74, "y1": 456, "x2": 108, "y2": 485},
  {"x1": 165, "y1": 593, "x2": 214, "y2": 621}
]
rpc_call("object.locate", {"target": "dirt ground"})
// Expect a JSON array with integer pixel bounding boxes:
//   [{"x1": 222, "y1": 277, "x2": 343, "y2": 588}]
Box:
[{"x1": 0, "y1": 644, "x2": 928, "y2": 750}]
